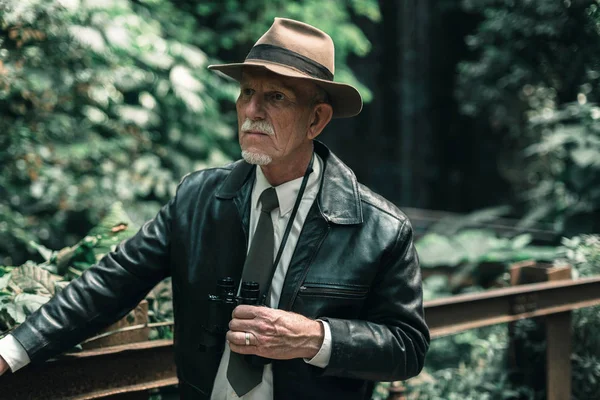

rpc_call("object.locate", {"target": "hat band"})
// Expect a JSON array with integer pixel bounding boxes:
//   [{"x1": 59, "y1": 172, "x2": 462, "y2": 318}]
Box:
[{"x1": 245, "y1": 44, "x2": 334, "y2": 81}]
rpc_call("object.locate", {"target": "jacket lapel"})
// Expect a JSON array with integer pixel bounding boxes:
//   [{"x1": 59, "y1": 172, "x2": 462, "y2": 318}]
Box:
[{"x1": 313, "y1": 141, "x2": 363, "y2": 225}]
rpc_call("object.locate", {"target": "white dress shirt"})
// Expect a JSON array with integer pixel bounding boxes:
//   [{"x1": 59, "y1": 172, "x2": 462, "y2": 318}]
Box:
[
  {"x1": 0, "y1": 334, "x2": 29, "y2": 373},
  {"x1": 0, "y1": 153, "x2": 332, "y2": 399},
  {"x1": 210, "y1": 153, "x2": 331, "y2": 400}
]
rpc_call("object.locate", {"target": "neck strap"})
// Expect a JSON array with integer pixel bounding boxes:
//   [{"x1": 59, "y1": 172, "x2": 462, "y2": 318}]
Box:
[{"x1": 262, "y1": 152, "x2": 315, "y2": 305}]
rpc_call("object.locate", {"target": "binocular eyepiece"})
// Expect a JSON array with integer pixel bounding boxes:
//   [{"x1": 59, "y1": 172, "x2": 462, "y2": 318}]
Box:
[{"x1": 206, "y1": 277, "x2": 262, "y2": 334}]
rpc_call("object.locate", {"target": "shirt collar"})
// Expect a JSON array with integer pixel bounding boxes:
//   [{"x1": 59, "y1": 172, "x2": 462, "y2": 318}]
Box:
[{"x1": 253, "y1": 154, "x2": 322, "y2": 218}]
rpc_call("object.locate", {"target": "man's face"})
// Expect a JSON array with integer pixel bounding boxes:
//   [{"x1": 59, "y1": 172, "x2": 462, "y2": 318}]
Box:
[{"x1": 236, "y1": 68, "x2": 317, "y2": 166}]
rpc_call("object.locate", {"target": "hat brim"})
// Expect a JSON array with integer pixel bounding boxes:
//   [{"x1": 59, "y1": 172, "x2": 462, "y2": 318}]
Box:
[{"x1": 208, "y1": 60, "x2": 363, "y2": 119}]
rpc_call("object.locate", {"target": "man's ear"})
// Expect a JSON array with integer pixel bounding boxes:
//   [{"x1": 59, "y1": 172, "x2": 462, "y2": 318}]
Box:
[{"x1": 307, "y1": 103, "x2": 333, "y2": 140}]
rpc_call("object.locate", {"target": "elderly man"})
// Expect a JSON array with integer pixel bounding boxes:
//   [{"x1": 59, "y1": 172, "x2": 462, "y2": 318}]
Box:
[{"x1": 0, "y1": 18, "x2": 429, "y2": 399}]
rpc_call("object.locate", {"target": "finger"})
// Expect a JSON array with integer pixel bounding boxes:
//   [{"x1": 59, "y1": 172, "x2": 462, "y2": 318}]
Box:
[
  {"x1": 232, "y1": 304, "x2": 261, "y2": 319},
  {"x1": 226, "y1": 330, "x2": 256, "y2": 346},
  {"x1": 229, "y1": 317, "x2": 257, "y2": 333},
  {"x1": 226, "y1": 331, "x2": 259, "y2": 355},
  {"x1": 229, "y1": 341, "x2": 257, "y2": 355}
]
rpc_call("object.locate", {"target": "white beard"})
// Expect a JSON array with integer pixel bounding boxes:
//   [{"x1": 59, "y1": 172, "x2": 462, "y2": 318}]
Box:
[{"x1": 241, "y1": 150, "x2": 272, "y2": 165}]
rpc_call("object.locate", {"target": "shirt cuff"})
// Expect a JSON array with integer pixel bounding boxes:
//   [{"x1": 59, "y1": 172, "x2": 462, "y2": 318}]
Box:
[
  {"x1": 0, "y1": 334, "x2": 31, "y2": 373},
  {"x1": 303, "y1": 319, "x2": 331, "y2": 368}
]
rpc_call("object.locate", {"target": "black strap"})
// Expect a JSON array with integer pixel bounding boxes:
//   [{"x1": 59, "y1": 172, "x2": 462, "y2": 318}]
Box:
[
  {"x1": 262, "y1": 152, "x2": 315, "y2": 305},
  {"x1": 246, "y1": 44, "x2": 334, "y2": 81}
]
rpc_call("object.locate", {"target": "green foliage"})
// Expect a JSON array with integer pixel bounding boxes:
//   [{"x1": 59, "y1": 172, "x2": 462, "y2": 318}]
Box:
[
  {"x1": 561, "y1": 234, "x2": 600, "y2": 277},
  {"x1": 417, "y1": 206, "x2": 557, "y2": 270},
  {"x1": 453, "y1": 17, "x2": 598, "y2": 395},
  {"x1": 404, "y1": 326, "x2": 534, "y2": 400},
  {"x1": 0, "y1": 0, "x2": 239, "y2": 265},
  {"x1": 0, "y1": 262, "x2": 59, "y2": 330},
  {"x1": 415, "y1": 207, "x2": 558, "y2": 297},
  {"x1": 519, "y1": 103, "x2": 600, "y2": 233},
  {"x1": 0, "y1": 202, "x2": 173, "y2": 341},
  {"x1": 457, "y1": 0, "x2": 600, "y2": 233},
  {"x1": 0, "y1": 202, "x2": 138, "y2": 333},
  {"x1": 457, "y1": 0, "x2": 600, "y2": 135},
  {"x1": 417, "y1": 230, "x2": 557, "y2": 268},
  {"x1": 146, "y1": 278, "x2": 173, "y2": 340},
  {"x1": 394, "y1": 227, "x2": 600, "y2": 400},
  {"x1": 560, "y1": 235, "x2": 600, "y2": 400},
  {"x1": 395, "y1": 235, "x2": 600, "y2": 400},
  {"x1": 508, "y1": 235, "x2": 600, "y2": 400}
]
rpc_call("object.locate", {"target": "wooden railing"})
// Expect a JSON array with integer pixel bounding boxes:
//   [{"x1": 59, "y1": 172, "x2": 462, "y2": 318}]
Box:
[
  {"x1": 3, "y1": 263, "x2": 599, "y2": 399},
  {"x1": 389, "y1": 262, "x2": 598, "y2": 400}
]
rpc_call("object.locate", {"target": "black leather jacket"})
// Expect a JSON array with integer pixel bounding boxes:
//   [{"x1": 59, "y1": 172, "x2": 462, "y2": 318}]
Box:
[{"x1": 12, "y1": 141, "x2": 429, "y2": 400}]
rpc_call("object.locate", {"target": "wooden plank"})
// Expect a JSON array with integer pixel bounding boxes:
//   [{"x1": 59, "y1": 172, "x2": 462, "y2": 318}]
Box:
[
  {"x1": 2, "y1": 340, "x2": 176, "y2": 400},
  {"x1": 425, "y1": 275, "x2": 600, "y2": 338},
  {"x1": 83, "y1": 301, "x2": 149, "y2": 350}
]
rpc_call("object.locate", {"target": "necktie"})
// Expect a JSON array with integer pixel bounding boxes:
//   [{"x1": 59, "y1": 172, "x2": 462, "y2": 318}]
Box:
[{"x1": 227, "y1": 187, "x2": 279, "y2": 396}]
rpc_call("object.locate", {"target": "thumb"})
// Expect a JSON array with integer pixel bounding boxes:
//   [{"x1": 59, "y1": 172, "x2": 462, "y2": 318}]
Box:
[{"x1": 0, "y1": 356, "x2": 10, "y2": 376}]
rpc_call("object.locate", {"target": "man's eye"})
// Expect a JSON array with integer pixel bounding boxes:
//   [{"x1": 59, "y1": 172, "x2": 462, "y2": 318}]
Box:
[
  {"x1": 271, "y1": 93, "x2": 285, "y2": 101},
  {"x1": 242, "y1": 88, "x2": 254, "y2": 96}
]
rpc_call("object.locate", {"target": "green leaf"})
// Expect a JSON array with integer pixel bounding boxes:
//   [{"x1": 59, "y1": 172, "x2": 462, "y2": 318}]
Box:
[
  {"x1": 82, "y1": 202, "x2": 138, "y2": 263},
  {"x1": 28, "y1": 240, "x2": 55, "y2": 262},
  {"x1": 87, "y1": 202, "x2": 137, "y2": 240},
  {"x1": 571, "y1": 148, "x2": 600, "y2": 168},
  {"x1": 13, "y1": 293, "x2": 51, "y2": 315},
  {"x1": 453, "y1": 230, "x2": 508, "y2": 262},
  {"x1": 0, "y1": 273, "x2": 11, "y2": 291},
  {"x1": 68, "y1": 26, "x2": 106, "y2": 53},
  {"x1": 416, "y1": 233, "x2": 466, "y2": 267},
  {"x1": 2, "y1": 303, "x2": 26, "y2": 325},
  {"x1": 511, "y1": 234, "x2": 533, "y2": 249},
  {"x1": 10, "y1": 262, "x2": 62, "y2": 296}
]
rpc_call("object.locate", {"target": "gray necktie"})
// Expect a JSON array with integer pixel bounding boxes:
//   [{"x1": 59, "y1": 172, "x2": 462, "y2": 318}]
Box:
[{"x1": 227, "y1": 187, "x2": 279, "y2": 396}]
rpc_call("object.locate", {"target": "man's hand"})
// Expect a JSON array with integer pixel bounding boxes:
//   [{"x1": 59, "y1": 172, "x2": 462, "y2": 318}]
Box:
[
  {"x1": 226, "y1": 305, "x2": 324, "y2": 360},
  {"x1": 0, "y1": 356, "x2": 10, "y2": 376}
]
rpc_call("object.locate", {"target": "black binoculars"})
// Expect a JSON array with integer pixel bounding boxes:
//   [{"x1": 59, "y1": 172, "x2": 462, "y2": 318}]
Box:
[
  {"x1": 206, "y1": 277, "x2": 271, "y2": 365},
  {"x1": 206, "y1": 277, "x2": 262, "y2": 334}
]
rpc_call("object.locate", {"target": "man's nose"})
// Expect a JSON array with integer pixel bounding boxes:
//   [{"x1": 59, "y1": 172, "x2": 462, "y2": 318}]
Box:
[{"x1": 245, "y1": 95, "x2": 266, "y2": 120}]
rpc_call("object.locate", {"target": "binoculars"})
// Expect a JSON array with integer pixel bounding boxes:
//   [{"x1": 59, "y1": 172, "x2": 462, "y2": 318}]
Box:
[
  {"x1": 206, "y1": 277, "x2": 271, "y2": 365},
  {"x1": 206, "y1": 277, "x2": 262, "y2": 334}
]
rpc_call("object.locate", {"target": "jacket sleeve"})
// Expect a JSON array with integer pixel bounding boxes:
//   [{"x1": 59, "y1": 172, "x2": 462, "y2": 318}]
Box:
[
  {"x1": 10, "y1": 197, "x2": 175, "y2": 363},
  {"x1": 320, "y1": 219, "x2": 430, "y2": 381}
]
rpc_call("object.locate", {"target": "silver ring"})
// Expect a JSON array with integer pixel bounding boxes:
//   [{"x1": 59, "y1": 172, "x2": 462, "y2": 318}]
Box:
[{"x1": 245, "y1": 332, "x2": 250, "y2": 346}]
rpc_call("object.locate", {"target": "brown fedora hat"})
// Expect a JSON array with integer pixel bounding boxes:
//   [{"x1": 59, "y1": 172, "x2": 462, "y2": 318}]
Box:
[{"x1": 208, "y1": 18, "x2": 363, "y2": 119}]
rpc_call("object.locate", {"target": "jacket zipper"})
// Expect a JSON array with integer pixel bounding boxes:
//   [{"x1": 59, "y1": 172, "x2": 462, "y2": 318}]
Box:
[{"x1": 299, "y1": 285, "x2": 369, "y2": 299}]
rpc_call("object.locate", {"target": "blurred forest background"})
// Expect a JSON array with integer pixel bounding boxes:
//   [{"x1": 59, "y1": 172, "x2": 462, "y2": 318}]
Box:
[{"x1": 1, "y1": 0, "x2": 600, "y2": 399}]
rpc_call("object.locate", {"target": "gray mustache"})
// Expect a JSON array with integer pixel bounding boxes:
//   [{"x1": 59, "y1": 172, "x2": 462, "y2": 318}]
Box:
[{"x1": 241, "y1": 119, "x2": 275, "y2": 136}]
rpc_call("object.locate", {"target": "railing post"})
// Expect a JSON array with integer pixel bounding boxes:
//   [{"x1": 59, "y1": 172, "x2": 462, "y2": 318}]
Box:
[
  {"x1": 509, "y1": 261, "x2": 572, "y2": 400},
  {"x1": 546, "y1": 310, "x2": 571, "y2": 400}
]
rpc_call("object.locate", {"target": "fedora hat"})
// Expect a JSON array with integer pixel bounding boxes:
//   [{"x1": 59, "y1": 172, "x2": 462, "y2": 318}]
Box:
[{"x1": 208, "y1": 18, "x2": 363, "y2": 118}]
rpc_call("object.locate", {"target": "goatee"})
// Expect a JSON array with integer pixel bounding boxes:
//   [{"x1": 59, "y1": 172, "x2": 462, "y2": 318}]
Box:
[{"x1": 241, "y1": 150, "x2": 272, "y2": 165}]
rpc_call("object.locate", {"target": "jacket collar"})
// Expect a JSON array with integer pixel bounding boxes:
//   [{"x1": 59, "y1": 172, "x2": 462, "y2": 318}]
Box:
[{"x1": 216, "y1": 140, "x2": 363, "y2": 225}]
